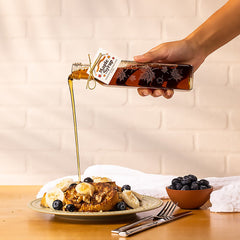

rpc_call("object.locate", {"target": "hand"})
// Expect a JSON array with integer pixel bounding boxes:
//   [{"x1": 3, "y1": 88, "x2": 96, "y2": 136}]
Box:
[{"x1": 134, "y1": 39, "x2": 206, "y2": 98}]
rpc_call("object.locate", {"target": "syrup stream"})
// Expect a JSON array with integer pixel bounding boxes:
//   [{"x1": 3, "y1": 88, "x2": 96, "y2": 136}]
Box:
[{"x1": 68, "y1": 76, "x2": 81, "y2": 181}]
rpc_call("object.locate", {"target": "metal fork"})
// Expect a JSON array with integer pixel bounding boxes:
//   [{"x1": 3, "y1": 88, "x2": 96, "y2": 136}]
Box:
[{"x1": 111, "y1": 201, "x2": 177, "y2": 234}]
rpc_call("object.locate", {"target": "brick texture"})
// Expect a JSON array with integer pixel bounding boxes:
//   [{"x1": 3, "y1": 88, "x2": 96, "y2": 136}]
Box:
[
  {"x1": 0, "y1": 17, "x2": 26, "y2": 37},
  {"x1": 0, "y1": 40, "x2": 60, "y2": 62},
  {"x1": 95, "y1": 18, "x2": 161, "y2": 40},
  {"x1": 62, "y1": 0, "x2": 129, "y2": 17},
  {"x1": 165, "y1": 108, "x2": 227, "y2": 129},
  {"x1": 0, "y1": 0, "x2": 240, "y2": 184},
  {"x1": 227, "y1": 155, "x2": 240, "y2": 175},
  {"x1": 0, "y1": 0, "x2": 61, "y2": 16},
  {"x1": 94, "y1": 152, "x2": 161, "y2": 174},
  {"x1": 94, "y1": 107, "x2": 161, "y2": 129},
  {"x1": 129, "y1": 0, "x2": 196, "y2": 17},
  {"x1": 194, "y1": 62, "x2": 228, "y2": 87},
  {"x1": 229, "y1": 64, "x2": 240, "y2": 86},
  {"x1": 197, "y1": 86, "x2": 240, "y2": 108},
  {"x1": 162, "y1": 153, "x2": 225, "y2": 177},
  {"x1": 197, "y1": 132, "x2": 240, "y2": 152},
  {"x1": 28, "y1": 17, "x2": 93, "y2": 39}
]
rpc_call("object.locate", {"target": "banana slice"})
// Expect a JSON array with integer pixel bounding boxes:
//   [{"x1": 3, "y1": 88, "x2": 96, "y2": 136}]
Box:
[
  {"x1": 56, "y1": 178, "x2": 74, "y2": 191},
  {"x1": 92, "y1": 177, "x2": 112, "y2": 183},
  {"x1": 132, "y1": 191, "x2": 143, "y2": 201},
  {"x1": 122, "y1": 190, "x2": 140, "y2": 209},
  {"x1": 75, "y1": 182, "x2": 95, "y2": 196},
  {"x1": 45, "y1": 188, "x2": 65, "y2": 209}
]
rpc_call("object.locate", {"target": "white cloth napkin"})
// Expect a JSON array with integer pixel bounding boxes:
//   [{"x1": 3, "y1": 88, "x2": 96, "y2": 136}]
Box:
[{"x1": 37, "y1": 165, "x2": 240, "y2": 213}]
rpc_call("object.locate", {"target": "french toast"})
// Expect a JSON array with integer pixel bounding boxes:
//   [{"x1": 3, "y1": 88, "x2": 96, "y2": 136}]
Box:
[
  {"x1": 40, "y1": 177, "x2": 142, "y2": 212},
  {"x1": 64, "y1": 182, "x2": 119, "y2": 212}
]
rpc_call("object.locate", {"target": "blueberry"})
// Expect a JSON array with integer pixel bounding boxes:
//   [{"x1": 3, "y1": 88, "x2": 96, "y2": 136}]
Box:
[
  {"x1": 198, "y1": 179, "x2": 209, "y2": 186},
  {"x1": 116, "y1": 201, "x2": 127, "y2": 211},
  {"x1": 191, "y1": 181, "x2": 199, "y2": 190},
  {"x1": 84, "y1": 177, "x2": 93, "y2": 183},
  {"x1": 181, "y1": 176, "x2": 192, "y2": 186},
  {"x1": 181, "y1": 185, "x2": 190, "y2": 190},
  {"x1": 168, "y1": 185, "x2": 175, "y2": 190},
  {"x1": 69, "y1": 183, "x2": 77, "y2": 188},
  {"x1": 177, "y1": 177, "x2": 183, "y2": 182},
  {"x1": 171, "y1": 178, "x2": 180, "y2": 186},
  {"x1": 65, "y1": 204, "x2": 76, "y2": 212},
  {"x1": 199, "y1": 185, "x2": 208, "y2": 190},
  {"x1": 52, "y1": 200, "x2": 63, "y2": 210},
  {"x1": 188, "y1": 174, "x2": 197, "y2": 182},
  {"x1": 175, "y1": 182, "x2": 183, "y2": 190},
  {"x1": 121, "y1": 185, "x2": 131, "y2": 191}
]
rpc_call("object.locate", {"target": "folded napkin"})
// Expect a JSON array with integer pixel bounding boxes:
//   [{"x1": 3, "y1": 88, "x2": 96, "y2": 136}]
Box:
[{"x1": 37, "y1": 165, "x2": 240, "y2": 213}]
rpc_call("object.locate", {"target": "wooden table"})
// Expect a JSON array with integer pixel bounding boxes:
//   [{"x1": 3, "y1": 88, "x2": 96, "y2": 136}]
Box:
[{"x1": 0, "y1": 186, "x2": 240, "y2": 240}]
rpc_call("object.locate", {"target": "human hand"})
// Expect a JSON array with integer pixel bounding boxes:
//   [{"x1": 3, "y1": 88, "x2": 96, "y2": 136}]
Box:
[{"x1": 134, "y1": 39, "x2": 206, "y2": 98}]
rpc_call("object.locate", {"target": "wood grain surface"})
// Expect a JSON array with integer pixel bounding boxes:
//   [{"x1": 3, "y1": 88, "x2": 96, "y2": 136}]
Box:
[{"x1": 0, "y1": 186, "x2": 240, "y2": 240}]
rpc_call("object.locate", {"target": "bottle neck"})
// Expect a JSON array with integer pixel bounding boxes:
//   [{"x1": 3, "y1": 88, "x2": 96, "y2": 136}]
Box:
[{"x1": 71, "y1": 63, "x2": 90, "y2": 80}]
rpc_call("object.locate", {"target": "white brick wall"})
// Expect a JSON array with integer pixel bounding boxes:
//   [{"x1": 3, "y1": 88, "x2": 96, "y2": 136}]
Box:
[{"x1": 0, "y1": 0, "x2": 239, "y2": 185}]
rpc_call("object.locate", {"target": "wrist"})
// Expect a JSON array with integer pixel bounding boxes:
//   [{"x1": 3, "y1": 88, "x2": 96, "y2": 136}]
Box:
[{"x1": 184, "y1": 35, "x2": 209, "y2": 59}]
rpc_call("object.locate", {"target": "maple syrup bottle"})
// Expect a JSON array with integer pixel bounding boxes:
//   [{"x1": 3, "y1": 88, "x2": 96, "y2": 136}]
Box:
[{"x1": 69, "y1": 61, "x2": 193, "y2": 90}]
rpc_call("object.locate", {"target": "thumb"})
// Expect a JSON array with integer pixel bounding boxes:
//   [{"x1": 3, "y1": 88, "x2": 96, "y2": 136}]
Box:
[{"x1": 134, "y1": 49, "x2": 167, "y2": 63}]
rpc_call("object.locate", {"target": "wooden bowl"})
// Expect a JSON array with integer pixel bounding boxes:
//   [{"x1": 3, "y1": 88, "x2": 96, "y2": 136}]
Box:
[{"x1": 166, "y1": 186, "x2": 213, "y2": 209}]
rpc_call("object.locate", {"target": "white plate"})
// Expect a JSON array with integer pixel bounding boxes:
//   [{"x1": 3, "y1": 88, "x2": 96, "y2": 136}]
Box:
[{"x1": 29, "y1": 196, "x2": 162, "y2": 220}]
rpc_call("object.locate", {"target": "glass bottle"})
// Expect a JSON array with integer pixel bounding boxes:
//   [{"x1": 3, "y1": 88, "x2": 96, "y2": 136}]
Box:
[{"x1": 68, "y1": 61, "x2": 193, "y2": 90}]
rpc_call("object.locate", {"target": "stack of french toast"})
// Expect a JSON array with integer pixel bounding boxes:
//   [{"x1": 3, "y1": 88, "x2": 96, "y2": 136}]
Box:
[{"x1": 41, "y1": 177, "x2": 142, "y2": 212}]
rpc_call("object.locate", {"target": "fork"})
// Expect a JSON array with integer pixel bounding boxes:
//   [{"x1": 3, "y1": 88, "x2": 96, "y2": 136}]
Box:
[{"x1": 111, "y1": 201, "x2": 177, "y2": 234}]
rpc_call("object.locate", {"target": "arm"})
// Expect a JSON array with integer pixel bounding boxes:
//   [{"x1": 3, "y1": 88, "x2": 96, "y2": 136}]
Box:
[{"x1": 135, "y1": 0, "x2": 240, "y2": 98}]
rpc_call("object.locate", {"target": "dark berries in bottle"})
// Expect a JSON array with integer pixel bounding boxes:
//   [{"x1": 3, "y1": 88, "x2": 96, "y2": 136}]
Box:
[
  {"x1": 65, "y1": 204, "x2": 76, "y2": 212},
  {"x1": 84, "y1": 177, "x2": 93, "y2": 183},
  {"x1": 116, "y1": 201, "x2": 127, "y2": 211},
  {"x1": 52, "y1": 200, "x2": 63, "y2": 210},
  {"x1": 121, "y1": 185, "x2": 131, "y2": 191}
]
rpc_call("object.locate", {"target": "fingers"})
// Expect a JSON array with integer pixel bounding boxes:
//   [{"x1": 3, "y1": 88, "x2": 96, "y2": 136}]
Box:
[
  {"x1": 163, "y1": 89, "x2": 174, "y2": 99},
  {"x1": 151, "y1": 89, "x2": 165, "y2": 97},
  {"x1": 137, "y1": 88, "x2": 152, "y2": 96},
  {"x1": 137, "y1": 88, "x2": 174, "y2": 99}
]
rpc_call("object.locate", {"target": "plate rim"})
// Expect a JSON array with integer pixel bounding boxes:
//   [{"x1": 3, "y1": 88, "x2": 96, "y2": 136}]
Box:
[{"x1": 28, "y1": 195, "x2": 163, "y2": 218}]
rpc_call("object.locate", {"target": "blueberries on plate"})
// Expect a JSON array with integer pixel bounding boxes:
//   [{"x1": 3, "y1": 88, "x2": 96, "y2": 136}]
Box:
[
  {"x1": 121, "y1": 184, "x2": 131, "y2": 191},
  {"x1": 84, "y1": 177, "x2": 93, "y2": 183},
  {"x1": 168, "y1": 174, "x2": 211, "y2": 191},
  {"x1": 116, "y1": 201, "x2": 127, "y2": 211},
  {"x1": 52, "y1": 200, "x2": 63, "y2": 210},
  {"x1": 65, "y1": 204, "x2": 76, "y2": 212},
  {"x1": 69, "y1": 183, "x2": 77, "y2": 188}
]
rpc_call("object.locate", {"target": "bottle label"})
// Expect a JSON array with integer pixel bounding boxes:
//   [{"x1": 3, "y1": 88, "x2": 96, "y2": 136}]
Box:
[{"x1": 87, "y1": 48, "x2": 121, "y2": 84}]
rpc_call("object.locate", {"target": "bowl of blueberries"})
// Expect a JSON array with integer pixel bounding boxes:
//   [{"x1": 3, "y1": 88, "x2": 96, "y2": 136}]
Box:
[{"x1": 166, "y1": 174, "x2": 213, "y2": 209}]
